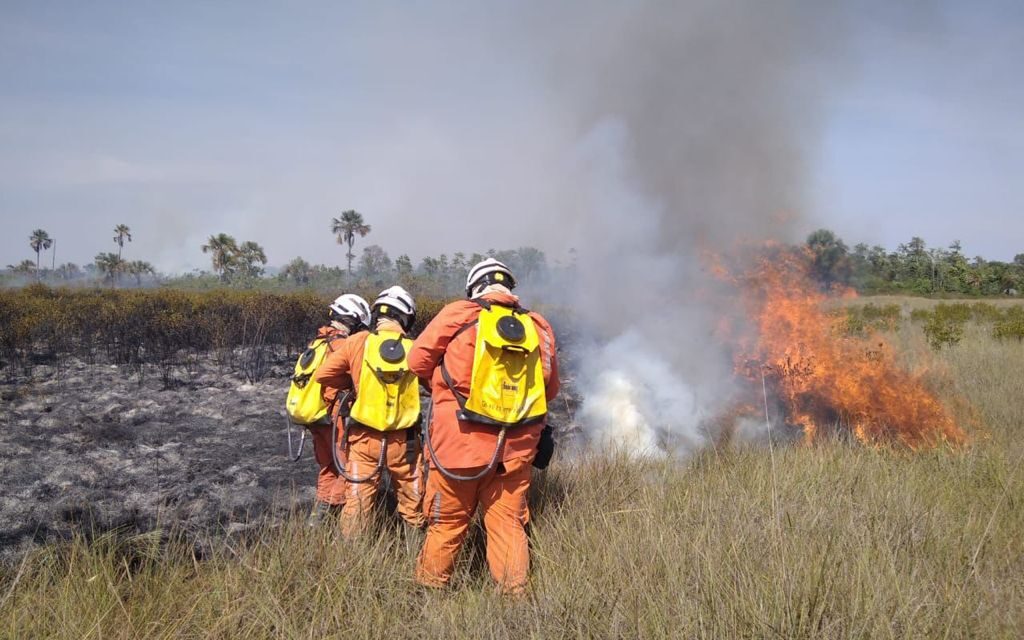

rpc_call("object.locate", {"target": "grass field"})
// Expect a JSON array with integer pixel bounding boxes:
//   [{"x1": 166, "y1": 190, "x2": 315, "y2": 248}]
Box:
[{"x1": 2, "y1": 304, "x2": 1022, "y2": 638}]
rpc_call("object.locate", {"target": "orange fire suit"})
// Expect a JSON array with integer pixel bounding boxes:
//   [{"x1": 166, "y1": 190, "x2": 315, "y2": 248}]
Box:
[
  {"x1": 408, "y1": 292, "x2": 559, "y2": 593},
  {"x1": 308, "y1": 326, "x2": 348, "y2": 506},
  {"x1": 314, "y1": 320, "x2": 426, "y2": 537}
]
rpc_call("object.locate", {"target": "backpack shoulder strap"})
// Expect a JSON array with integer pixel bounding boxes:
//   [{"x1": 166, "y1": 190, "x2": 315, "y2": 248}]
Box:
[
  {"x1": 437, "y1": 300, "x2": 486, "y2": 409},
  {"x1": 324, "y1": 333, "x2": 345, "y2": 353}
]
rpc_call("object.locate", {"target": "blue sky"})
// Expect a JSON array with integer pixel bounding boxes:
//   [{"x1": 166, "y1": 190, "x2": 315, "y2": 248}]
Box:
[{"x1": 1, "y1": 1, "x2": 1021, "y2": 272}]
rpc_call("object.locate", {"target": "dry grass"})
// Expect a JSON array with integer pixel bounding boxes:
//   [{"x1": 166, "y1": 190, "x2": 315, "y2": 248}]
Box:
[
  {"x1": 2, "y1": 309, "x2": 1023, "y2": 638},
  {"x1": 854, "y1": 294, "x2": 1024, "y2": 311}
]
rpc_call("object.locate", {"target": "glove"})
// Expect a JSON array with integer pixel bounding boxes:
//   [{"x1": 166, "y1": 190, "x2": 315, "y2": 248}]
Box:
[{"x1": 532, "y1": 424, "x2": 556, "y2": 470}]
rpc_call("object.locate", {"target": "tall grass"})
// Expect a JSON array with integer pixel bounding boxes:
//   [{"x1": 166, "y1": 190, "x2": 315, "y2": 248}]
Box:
[{"x1": 2, "y1": 314, "x2": 1023, "y2": 638}]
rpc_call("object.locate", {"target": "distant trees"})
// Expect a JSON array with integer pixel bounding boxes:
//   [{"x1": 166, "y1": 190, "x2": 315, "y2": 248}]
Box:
[
  {"x1": 331, "y1": 210, "x2": 371, "y2": 275},
  {"x1": 809, "y1": 229, "x2": 1024, "y2": 297},
  {"x1": 806, "y1": 229, "x2": 849, "y2": 288},
  {"x1": 29, "y1": 229, "x2": 53, "y2": 278},
  {"x1": 359, "y1": 244, "x2": 392, "y2": 277},
  {"x1": 6, "y1": 219, "x2": 1018, "y2": 300},
  {"x1": 125, "y1": 260, "x2": 155, "y2": 285},
  {"x1": 236, "y1": 241, "x2": 268, "y2": 278},
  {"x1": 395, "y1": 255, "x2": 413, "y2": 277},
  {"x1": 113, "y1": 224, "x2": 132, "y2": 259},
  {"x1": 55, "y1": 263, "x2": 81, "y2": 280},
  {"x1": 202, "y1": 234, "x2": 239, "y2": 281},
  {"x1": 94, "y1": 252, "x2": 125, "y2": 286},
  {"x1": 280, "y1": 257, "x2": 313, "y2": 285},
  {"x1": 201, "y1": 234, "x2": 267, "y2": 282},
  {"x1": 8, "y1": 259, "x2": 35, "y2": 275}
]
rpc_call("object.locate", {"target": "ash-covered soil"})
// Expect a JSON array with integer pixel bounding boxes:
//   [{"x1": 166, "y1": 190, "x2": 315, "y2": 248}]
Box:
[{"x1": 0, "y1": 352, "x2": 580, "y2": 562}]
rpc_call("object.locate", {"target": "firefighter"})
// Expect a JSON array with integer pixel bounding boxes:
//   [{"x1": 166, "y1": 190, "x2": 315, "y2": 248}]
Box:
[
  {"x1": 409, "y1": 258, "x2": 560, "y2": 594},
  {"x1": 315, "y1": 286, "x2": 426, "y2": 537},
  {"x1": 299, "y1": 294, "x2": 370, "y2": 525}
]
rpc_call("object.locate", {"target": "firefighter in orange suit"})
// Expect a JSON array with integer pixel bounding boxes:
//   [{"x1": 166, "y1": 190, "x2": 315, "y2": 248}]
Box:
[
  {"x1": 315, "y1": 286, "x2": 426, "y2": 537},
  {"x1": 409, "y1": 259, "x2": 559, "y2": 594}
]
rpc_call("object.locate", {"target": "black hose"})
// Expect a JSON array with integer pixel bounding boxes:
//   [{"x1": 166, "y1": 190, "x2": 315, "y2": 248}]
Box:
[
  {"x1": 423, "y1": 399, "x2": 506, "y2": 482},
  {"x1": 331, "y1": 412, "x2": 386, "y2": 484}
]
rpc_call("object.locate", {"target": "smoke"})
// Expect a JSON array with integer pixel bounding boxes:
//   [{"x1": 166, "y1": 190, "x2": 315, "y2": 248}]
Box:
[{"x1": 538, "y1": 1, "x2": 850, "y2": 456}]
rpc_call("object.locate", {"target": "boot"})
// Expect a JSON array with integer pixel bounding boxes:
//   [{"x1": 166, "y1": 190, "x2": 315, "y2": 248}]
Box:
[{"x1": 307, "y1": 501, "x2": 339, "y2": 527}]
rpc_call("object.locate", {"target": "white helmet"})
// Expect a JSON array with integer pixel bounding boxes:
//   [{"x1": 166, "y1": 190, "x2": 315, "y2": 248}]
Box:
[
  {"x1": 466, "y1": 258, "x2": 516, "y2": 297},
  {"x1": 329, "y1": 293, "x2": 371, "y2": 329},
  {"x1": 372, "y1": 285, "x2": 416, "y2": 331}
]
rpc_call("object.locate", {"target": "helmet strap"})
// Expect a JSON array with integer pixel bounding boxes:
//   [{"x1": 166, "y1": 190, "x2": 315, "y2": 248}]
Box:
[
  {"x1": 330, "y1": 320, "x2": 354, "y2": 335},
  {"x1": 471, "y1": 281, "x2": 512, "y2": 298}
]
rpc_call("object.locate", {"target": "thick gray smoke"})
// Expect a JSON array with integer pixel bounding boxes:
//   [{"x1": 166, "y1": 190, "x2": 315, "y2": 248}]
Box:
[{"x1": 541, "y1": 2, "x2": 848, "y2": 455}]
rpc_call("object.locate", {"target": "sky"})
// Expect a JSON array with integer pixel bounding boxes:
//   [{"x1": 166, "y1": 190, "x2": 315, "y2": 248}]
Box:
[{"x1": 0, "y1": 1, "x2": 1021, "y2": 273}]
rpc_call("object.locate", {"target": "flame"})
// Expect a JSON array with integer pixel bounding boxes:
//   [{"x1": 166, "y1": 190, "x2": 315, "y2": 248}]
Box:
[{"x1": 721, "y1": 244, "x2": 967, "y2": 449}]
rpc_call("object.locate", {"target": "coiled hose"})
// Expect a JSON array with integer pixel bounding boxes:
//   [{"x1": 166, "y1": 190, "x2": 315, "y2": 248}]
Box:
[
  {"x1": 422, "y1": 397, "x2": 507, "y2": 482},
  {"x1": 330, "y1": 397, "x2": 386, "y2": 484}
]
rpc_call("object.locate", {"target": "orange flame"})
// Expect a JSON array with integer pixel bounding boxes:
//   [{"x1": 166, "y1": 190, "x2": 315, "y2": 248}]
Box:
[{"x1": 722, "y1": 244, "x2": 967, "y2": 449}]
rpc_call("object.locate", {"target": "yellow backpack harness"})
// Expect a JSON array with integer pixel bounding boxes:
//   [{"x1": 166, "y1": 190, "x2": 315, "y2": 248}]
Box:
[
  {"x1": 284, "y1": 333, "x2": 343, "y2": 461},
  {"x1": 331, "y1": 330, "x2": 422, "y2": 483},
  {"x1": 349, "y1": 330, "x2": 421, "y2": 431},
  {"x1": 440, "y1": 300, "x2": 548, "y2": 428},
  {"x1": 429, "y1": 300, "x2": 548, "y2": 481}
]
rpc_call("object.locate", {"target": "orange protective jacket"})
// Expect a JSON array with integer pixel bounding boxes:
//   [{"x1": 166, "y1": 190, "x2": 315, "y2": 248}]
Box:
[
  {"x1": 309, "y1": 325, "x2": 348, "y2": 505},
  {"x1": 408, "y1": 292, "x2": 559, "y2": 469}
]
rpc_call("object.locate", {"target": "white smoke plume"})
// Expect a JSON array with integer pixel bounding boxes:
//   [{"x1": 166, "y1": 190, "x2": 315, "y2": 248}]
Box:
[{"x1": 542, "y1": 1, "x2": 850, "y2": 456}]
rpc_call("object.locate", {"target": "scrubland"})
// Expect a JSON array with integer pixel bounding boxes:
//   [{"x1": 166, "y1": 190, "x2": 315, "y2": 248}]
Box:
[{"x1": 1, "y1": 296, "x2": 1023, "y2": 638}]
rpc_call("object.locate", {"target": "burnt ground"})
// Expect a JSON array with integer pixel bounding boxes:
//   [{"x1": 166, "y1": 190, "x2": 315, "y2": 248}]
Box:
[{"x1": 0, "y1": 351, "x2": 581, "y2": 563}]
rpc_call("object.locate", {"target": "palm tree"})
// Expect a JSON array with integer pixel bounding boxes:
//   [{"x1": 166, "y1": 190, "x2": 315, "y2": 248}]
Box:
[
  {"x1": 56, "y1": 263, "x2": 81, "y2": 280},
  {"x1": 8, "y1": 259, "x2": 36, "y2": 275},
  {"x1": 806, "y1": 228, "x2": 849, "y2": 287},
  {"x1": 125, "y1": 260, "x2": 155, "y2": 286},
  {"x1": 331, "y1": 210, "x2": 371, "y2": 274},
  {"x1": 94, "y1": 252, "x2": 125, "y2": 287},
  {"x1": 280, "y1": 257, "x2": 312, "y2": 285},
  {"x1": 113, "y1": 224, "x2": 132, "y2": 259},
  {"x1": 201, "y1": 233, "x2": 238, "y2": 281},
  {"x1": 236, "y1": 241, "x2": 267, "y2": 278},
  {"x1": 29, "y1": 229, "x2": 53, "y2": 279}
]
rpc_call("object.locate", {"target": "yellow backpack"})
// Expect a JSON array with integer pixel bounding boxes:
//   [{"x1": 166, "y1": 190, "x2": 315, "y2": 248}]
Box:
[
  {"x1": 348, "y1": 330, "x2": 421, "y2": 431},
  {"x1": 441, "y1": 301, "x2": 547, "y2": 428},
  {"x1": 286, "y1": 335, "x2": 340, "y2": 425}
]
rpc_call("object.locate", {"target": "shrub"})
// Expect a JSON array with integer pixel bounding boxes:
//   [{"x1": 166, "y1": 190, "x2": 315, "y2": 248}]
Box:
[
  {"x1": 0, "y1": 286, "x2": 454, "y2": 379},
  {"x1": 922, "y1": 312, "x2": 965, "y2": 350},
  {"x1": 993, "y1": 306, "x2": 1024, "y2": 341},
  {"x1": 839, "y1": 303, "x2": 902, "y2": 335},
  {"x1": 970, "y1": 302, "x2": 1003, "y2": 323}
]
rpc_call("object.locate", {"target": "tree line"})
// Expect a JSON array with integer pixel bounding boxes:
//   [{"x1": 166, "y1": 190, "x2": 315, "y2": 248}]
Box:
[
  {"x1": 11, "y1": 226, "x2": 157, "y2": 286},
  {"x1": 6, "y1": 214, "x2": 1022, "y2": 299},
  {"x1": 806, "y1": 229, "x2": 1024, "y2": 296}
]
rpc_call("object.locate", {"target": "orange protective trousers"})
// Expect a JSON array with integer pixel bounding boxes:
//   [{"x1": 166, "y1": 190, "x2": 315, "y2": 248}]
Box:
[
  {"x1": 339, "y1": 427, "x2": 426, "y2": 538},
  {"x1": 415, "y1": 454, "x2": 532, "y2": 594},
  {"x1": 310, "y1": 425, "x2": 346, "y2": 506}
]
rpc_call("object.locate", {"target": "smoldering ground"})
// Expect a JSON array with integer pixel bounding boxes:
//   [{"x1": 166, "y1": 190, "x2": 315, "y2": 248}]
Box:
[
  {"x1": 0, "y1": 355, "x2": 306, "y2": 561},
  {"x1": 0, "y1": 353, "x2": 580, "y2": 561}
]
